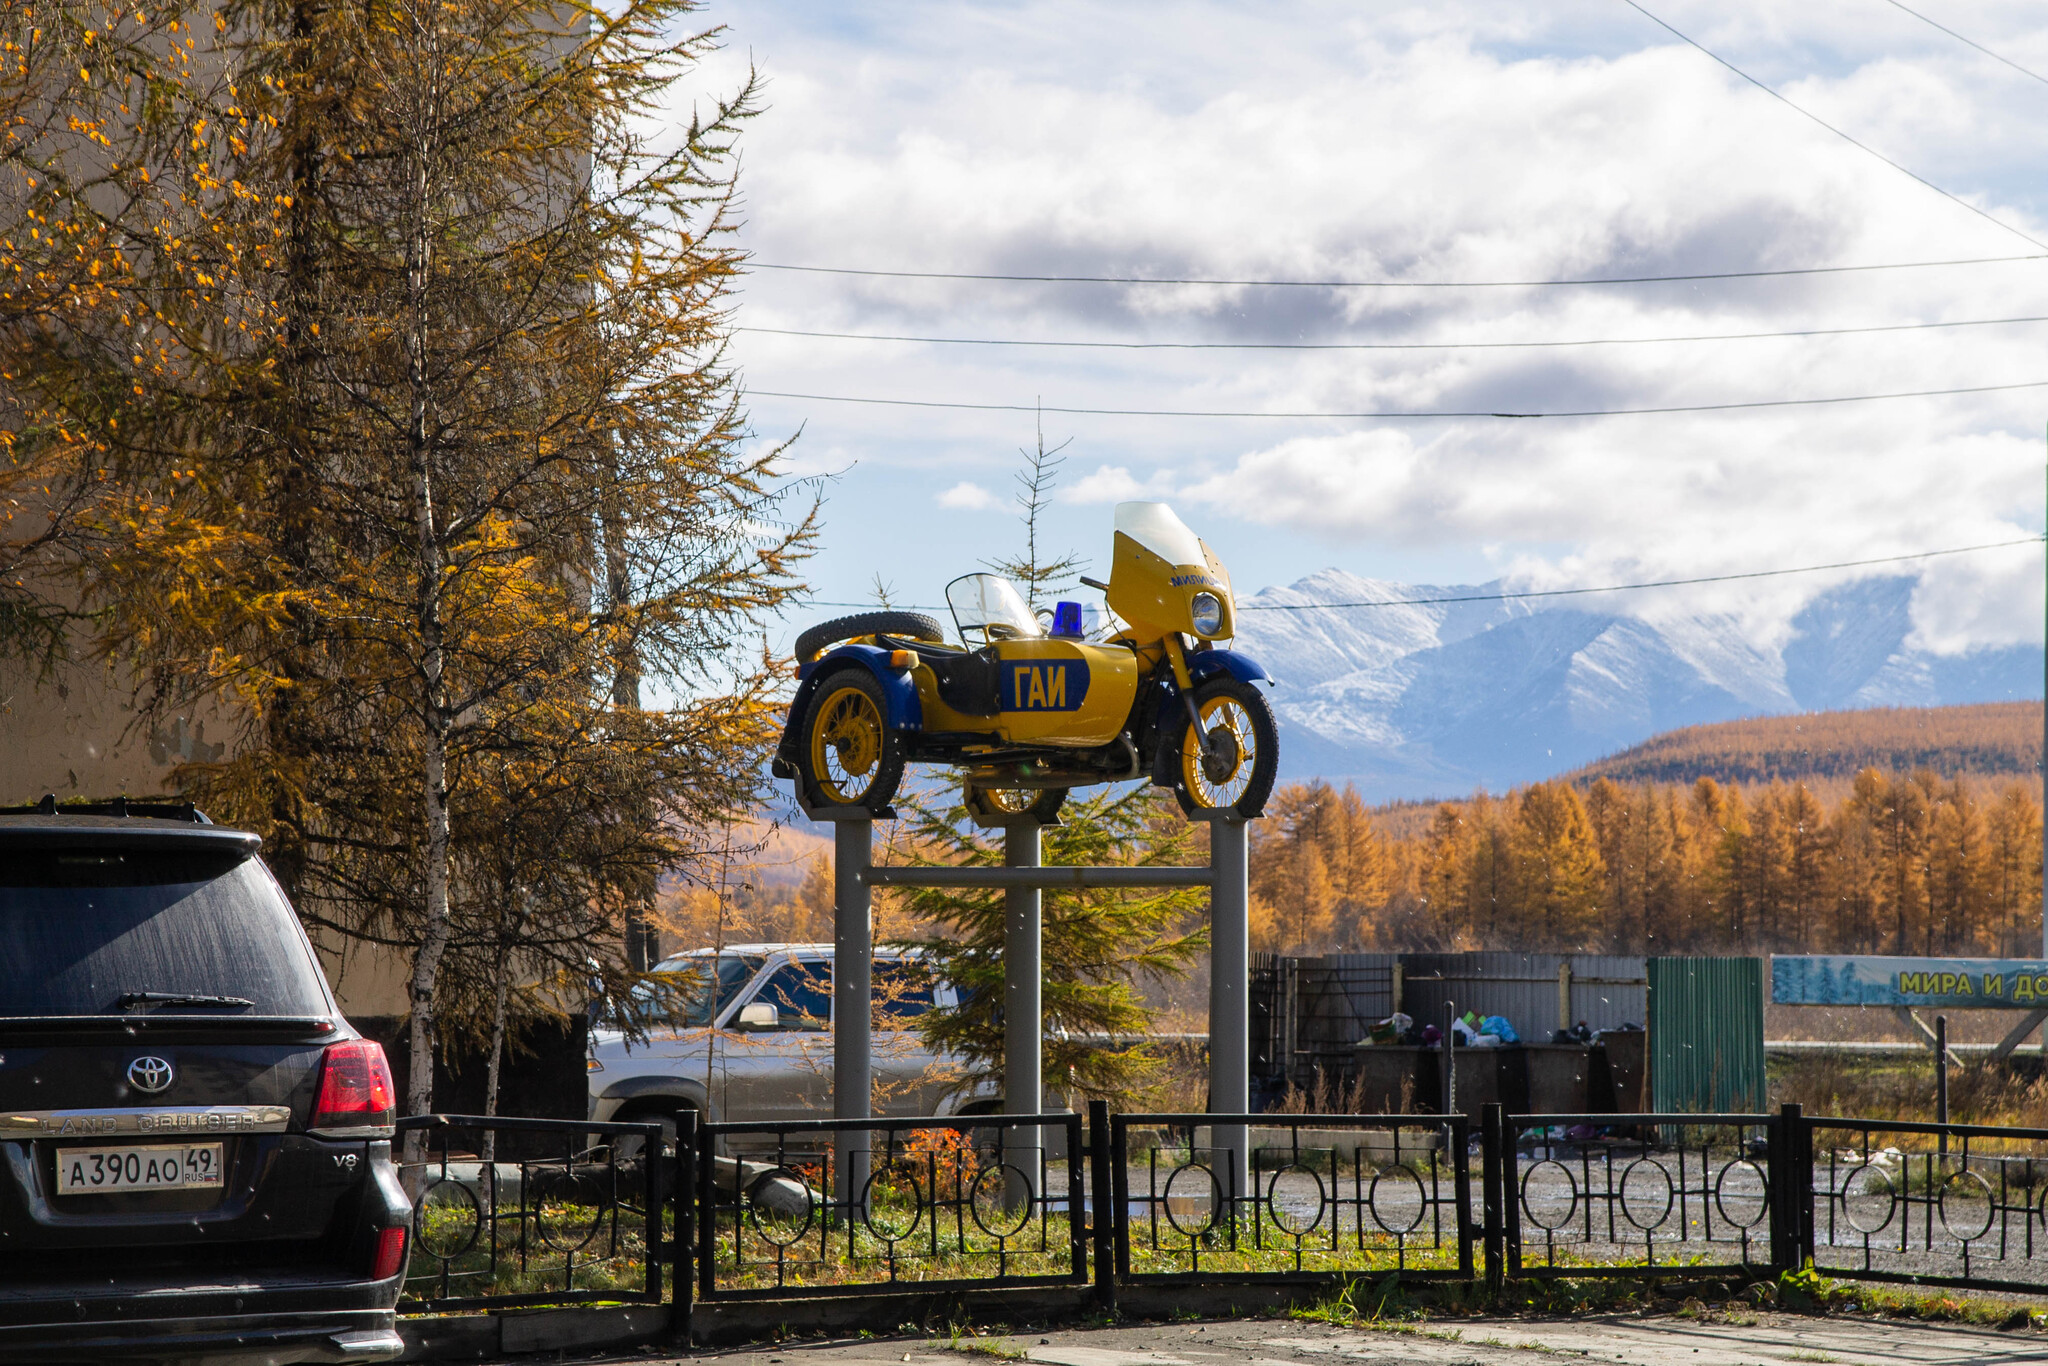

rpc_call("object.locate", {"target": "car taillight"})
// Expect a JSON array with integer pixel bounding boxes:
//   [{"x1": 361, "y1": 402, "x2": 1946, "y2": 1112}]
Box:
[
  {"x1": 370, "y1": 1225, "x2": 408, "y2": 1281},
  {"x1": 311, "y1": 1039, "x2": 396, "y2": 1133}
]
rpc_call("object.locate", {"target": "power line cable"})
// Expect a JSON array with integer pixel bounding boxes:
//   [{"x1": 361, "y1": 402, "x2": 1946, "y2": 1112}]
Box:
[
  {"x1": 802, "y1": 536, "x2": 2045, "y2": 613},
  {"x1": 748, "y1": 252, "x2": 2048, "y2": 290},
  {"x1": 750, "y1": 377, "x2": 2048, "y2": 420},
  {"x1": 739, "y1": 313, "x2": 2048, "y2": 353},
  {"x1": 1620, "y1": 0, "x2": 2047, "y2": 250},
  {"x1": 1241, "y1": 536, "x2": 2046, "y2": 610},
  {"x1": 1879, "y1": 0, "x2": 2048, "y2": 87}
]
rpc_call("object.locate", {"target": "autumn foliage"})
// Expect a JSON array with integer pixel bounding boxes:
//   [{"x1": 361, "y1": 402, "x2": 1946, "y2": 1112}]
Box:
[{"x1": 1251, "y1": 768, "x2": 2043, "y2": 958}]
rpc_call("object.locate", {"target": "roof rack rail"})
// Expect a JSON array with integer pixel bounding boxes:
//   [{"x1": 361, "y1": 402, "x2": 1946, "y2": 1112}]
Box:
[{"x1": 0, "y1": 793, "x2": 211, "y2": 824}]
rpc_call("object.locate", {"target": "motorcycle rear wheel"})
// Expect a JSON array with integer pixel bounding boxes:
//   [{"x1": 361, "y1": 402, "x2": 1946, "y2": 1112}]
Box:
[
  {"x1": 1167, "y1": 676, "x2": 1278, "y2": 818},
  {"x1": 799, "y1": 669, "x2": 904, "y2": 812}
]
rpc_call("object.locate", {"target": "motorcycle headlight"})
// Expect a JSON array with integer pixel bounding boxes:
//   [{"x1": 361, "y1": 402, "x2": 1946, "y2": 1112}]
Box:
[{"x1": 1190, "y1": 591, "x2": 1223, "y2": 636}]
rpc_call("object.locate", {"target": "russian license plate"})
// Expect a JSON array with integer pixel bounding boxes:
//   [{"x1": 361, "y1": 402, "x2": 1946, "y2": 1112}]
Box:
[{"x1": 56, "y1": 1142, "x2": 224, "y2": 1193}]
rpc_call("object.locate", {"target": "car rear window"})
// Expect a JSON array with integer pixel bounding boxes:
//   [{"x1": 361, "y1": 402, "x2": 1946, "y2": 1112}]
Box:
[{"x1": 0, "y1": 849, "x2": 331, "y2": 1018}]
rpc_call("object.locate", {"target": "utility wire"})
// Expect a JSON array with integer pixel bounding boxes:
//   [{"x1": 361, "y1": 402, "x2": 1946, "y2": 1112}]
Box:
[
  {"x1": 740, "y1": 313, "x2": 2048, "y2": 353},
  {"x1": 750, "y1": 377, "x2": 2048, "y2": 420},
  {"x1": 1879, "y1": 0, "x2": 2048, "y2": 87},
  {"x1": 802, "y1": 536, "x2": 2045, "y2": 613},
  {"x1": 749, "y1": 252, "x2": 2048, "y2": 290},
  {"x1": 1620, "y1": 0, "x2": 2047, "y2": 250},
  {"x1": 1242, "y1": 536, "x2": 2047, "y2": 610}
]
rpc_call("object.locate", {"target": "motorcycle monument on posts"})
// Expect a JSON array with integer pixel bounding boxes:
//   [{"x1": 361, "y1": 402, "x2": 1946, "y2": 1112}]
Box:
[{"x1": 773, "y1": 501, "x2": 1279, "y2": 821}]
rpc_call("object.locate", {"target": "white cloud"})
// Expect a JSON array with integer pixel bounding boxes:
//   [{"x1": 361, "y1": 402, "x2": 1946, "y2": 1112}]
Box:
[
  {"x1": 694, "y1": 0, "x2": 2048, "y2": 649},
  {"x1": 936, "y1": 480, "x2": 1000, "y2": 511},
  {"x1": 1063, "y1": 463, "x2": 1176, "y2": 504}
]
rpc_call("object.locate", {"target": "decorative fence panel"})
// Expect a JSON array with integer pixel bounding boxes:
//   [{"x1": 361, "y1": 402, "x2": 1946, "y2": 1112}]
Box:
[
  {"x1": 693, "y1": 1112, "x2": 1090, "y2": 1300},
  {"x1": 1806, "y1": 1117, "x2": 2048, "y2": 1294},
  {"x1": 1111, "y1": 1113, "x2": 1473, "y2": 1285},
  {"x1": 396, "y1": 1113, "x2": 666, "y2": 1313},
  {"x1": 1499, "y1": 1111, "x2": 1779, "y2": 1280}
]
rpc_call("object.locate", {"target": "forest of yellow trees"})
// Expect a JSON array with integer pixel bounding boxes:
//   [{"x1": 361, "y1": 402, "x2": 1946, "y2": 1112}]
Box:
[
  {"x1": 657, "y1": 767, "x2": 2045, "y2": 966},
  {"x1": 1250, "y1": 771, "x2": 2044, "y2": 958}
]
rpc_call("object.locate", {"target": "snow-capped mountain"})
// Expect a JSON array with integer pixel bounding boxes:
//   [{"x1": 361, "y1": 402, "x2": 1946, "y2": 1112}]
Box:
[{"x1": 1231, "y1": 572, "x2": 2042, "y2": 800}]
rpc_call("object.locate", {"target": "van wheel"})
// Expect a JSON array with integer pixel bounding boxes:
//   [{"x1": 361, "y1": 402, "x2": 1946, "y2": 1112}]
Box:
[{"x1": 611, "y1": 1105, "x2": 689, "y2": 1162}]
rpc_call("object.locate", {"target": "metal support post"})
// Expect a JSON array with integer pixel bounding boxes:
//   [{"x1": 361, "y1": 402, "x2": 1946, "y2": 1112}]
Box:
[
  {"x1": 832, "y1": 819, "x2": 873, "y2": 1216},
  {"x1": 1004, "y1": 818, "x2": 1043, "y2": 1205},
  {"x1": 1480, "y1": 1101, "x2": 1504, "y2": 1293},
  {"x1": 669, "y1": 1108, "x2": 696, "y2": 1347},
  {"x1": 1772, "y1": 1102, "x2": 1809, "y2": 1275},
  {"x1": 1209, "y1": 817, "x2": 1249, "y2": 1197},
  {"x1": 1935, "y1": 1014, "x2": 1949, "y2": 1158},
  {"x1": 1087, "y1": 1098, "x2": 1115, "y2": 1311},
  {"x1": 1442, "y1": 1000, "x2": 1457, "y2": 1120}
]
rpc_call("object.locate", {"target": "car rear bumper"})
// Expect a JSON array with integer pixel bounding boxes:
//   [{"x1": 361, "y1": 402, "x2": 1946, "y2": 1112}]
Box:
[{"x1": 0, "y1": 1307, "x2": 401, "y2": 1363}]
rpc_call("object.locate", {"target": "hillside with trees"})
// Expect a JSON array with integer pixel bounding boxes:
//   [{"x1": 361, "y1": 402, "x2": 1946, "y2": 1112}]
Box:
[
  {"x1": 1250, "y1": 768, "x2": 2042, "y2": 959},
  {"x1": 1570, "y1": 703, "x2": 2041, "y2": 789}
]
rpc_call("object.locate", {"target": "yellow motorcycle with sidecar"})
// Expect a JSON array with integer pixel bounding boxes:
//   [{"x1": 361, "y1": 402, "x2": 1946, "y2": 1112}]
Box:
[{"x1": 772, "y1": 502, "x2": 1278, "y2": 821}]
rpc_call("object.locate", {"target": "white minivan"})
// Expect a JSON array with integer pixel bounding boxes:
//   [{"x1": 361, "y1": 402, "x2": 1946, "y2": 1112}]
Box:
[{"x1": 587, "y1": 944, "x2": 990, "y2": 1155}]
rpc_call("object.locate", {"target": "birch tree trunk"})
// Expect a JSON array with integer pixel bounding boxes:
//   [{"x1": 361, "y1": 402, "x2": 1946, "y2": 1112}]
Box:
[{"x1": 400, "y1": 0, "x2": 450, "y2": 1168}]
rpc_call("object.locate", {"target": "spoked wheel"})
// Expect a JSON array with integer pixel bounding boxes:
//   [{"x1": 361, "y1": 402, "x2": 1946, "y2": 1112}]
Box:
[
  {"x1": 963, "y1": 783, "x2": 1068, "y2": 824},
  {"x1": 1167, "y1": 676, "x2": 1278, "y2": 818},
  {"x1": 799, "y1": 670, "x2": 904, "y2": 812}
]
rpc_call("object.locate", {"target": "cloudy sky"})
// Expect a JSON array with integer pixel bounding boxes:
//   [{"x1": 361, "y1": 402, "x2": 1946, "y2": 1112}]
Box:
[{"x1": 684, "y1": 1, "x2": 2048, "y2": 659}]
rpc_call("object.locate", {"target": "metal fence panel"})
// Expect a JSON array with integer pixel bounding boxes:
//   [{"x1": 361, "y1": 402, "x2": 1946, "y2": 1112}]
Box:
[
  {"x1": 1402, "y1": 954, "x2": 1646, "y2": 1039},
  {"x1": 397, "y1": 1113, "x2": 665, "y2": 1313},
  {"x1": 1806, "y1": 1117, "x2": 2048, "y2": 1294},
  {"x1": 694, "y1": 1113, "x2": 1089, "y2": 1300},
  {"x1": 1648, "y1": 957, "x2": 1767, "y2": 1113},
  {"x1": 1112, "y1": 1112, "x2": 1473, "y2": 1284},
  {"x1": 1501, "y1": 1110, "x2": 1778, "y2": 1279}
]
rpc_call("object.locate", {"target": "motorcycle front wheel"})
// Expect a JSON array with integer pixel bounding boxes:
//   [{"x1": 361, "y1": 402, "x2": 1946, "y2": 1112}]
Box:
[
  {"x1": 798, "y1": 669, "x2": 904, "y2": 812},
  {"x1": 1166, "y1": 676, "x2": 1278, "y2": 818}
]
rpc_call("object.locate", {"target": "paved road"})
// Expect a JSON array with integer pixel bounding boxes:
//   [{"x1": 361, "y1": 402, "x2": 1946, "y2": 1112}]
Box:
[{"x1": 502, "y1": 1311, "x2": 2048, "y2": 1366}]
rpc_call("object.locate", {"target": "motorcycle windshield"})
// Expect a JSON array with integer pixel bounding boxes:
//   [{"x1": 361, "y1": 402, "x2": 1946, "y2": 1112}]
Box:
[
  {"x1": 946, "y1": 573, "x2": 1044, "y2": 644},
  {"x1": 1114, "y1": 502, "x2": 1205, "y2": 567}
]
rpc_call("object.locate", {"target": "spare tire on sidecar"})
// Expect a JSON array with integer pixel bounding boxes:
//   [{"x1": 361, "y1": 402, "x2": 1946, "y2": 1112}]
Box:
[{"x1": 794, "y1": 610, "x2": 946, "y2": 662}]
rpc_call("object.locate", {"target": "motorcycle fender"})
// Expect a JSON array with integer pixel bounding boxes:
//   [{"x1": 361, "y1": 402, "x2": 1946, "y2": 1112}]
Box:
[
  {"x1": 1186, "y1": 647, "x2": 1272, "y2": 687},
  {"x1": 1146, "y1": 650, "x2": 1271, "y2": 786},
  {"x1": 791, "y1": 646, "x2": 925, "y2": 734}
]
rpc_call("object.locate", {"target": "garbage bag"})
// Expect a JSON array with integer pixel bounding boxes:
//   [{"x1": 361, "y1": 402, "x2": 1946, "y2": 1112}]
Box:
[
  {"x1": 1366, "y1": 1011, "x2": 1412, "y2": 1045},
  {"x1": 1482, "y1": 1014, "x2": 1518, "y2": 1043}
]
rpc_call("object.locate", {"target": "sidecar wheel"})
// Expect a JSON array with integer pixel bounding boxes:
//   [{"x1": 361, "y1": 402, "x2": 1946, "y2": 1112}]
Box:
[
  {"x1": 1168, "y1": 676, "x2": 1277, "y2": 819},
  {"x1": 964, "y1": 784, "x2": 1067, "y2": 824},
  {"x1": 799, "y1": 669, "x2": 904, "y2": 812}
]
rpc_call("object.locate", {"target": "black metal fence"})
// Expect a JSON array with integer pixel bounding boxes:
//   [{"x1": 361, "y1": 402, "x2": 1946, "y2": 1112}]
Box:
[
  {"x1": 1498, "y1": 1111, "x2": 1780, "y2": 1281},
  {"x1": 397, "y1": 1113, "x2": 666, "y2": 1312},
  {"x1": 397, "y1": 1103, "x2": 2048, "y2": 1323},
  {"x1": 692, "y1": 1112, "x2": 1090, "y2": 1300},
  {"x1": 1111, "y1": 1112, "x2": 1471, "y2": 1287}
]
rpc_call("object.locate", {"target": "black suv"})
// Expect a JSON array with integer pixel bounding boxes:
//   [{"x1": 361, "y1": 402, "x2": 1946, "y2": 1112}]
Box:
[{"x1": 0, "y1": 800, "x2": 411, "y2": 1363}]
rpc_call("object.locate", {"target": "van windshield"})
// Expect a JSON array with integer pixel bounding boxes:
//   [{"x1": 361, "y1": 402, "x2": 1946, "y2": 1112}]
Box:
[
  {"x1": 0, "y1": 849, "x2": 332, "y2": 1018},
  {"x1": 631, "y1": 953, "x2": 764, "y2": 1028}
]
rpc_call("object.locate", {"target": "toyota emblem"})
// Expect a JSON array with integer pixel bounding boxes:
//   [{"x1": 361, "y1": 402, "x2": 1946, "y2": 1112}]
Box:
[{"x1": 127, "y1": 1056, "x2": 175, "y2": 1093}]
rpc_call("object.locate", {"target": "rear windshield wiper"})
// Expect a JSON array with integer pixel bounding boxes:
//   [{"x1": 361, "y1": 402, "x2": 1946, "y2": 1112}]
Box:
[{"x1": 118, "y1": 991, "x2": 256, "y2": 1010}]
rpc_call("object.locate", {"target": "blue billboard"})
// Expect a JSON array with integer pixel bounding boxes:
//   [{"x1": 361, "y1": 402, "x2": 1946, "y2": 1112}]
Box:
[{"x1": 1772, "y1": 956, "x2": 2048, "y2": 1010}]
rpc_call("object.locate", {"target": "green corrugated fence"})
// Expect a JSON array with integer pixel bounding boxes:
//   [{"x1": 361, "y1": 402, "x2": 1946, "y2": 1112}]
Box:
[{"x1": 1647, "y1": 956, "x2": 1767, "y2": 1113}]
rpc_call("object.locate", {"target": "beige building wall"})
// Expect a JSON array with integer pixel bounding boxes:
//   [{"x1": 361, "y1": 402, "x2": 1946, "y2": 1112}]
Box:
[{"x1": 2, "y1": 648, "x2": 410, "y2": 1021}]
